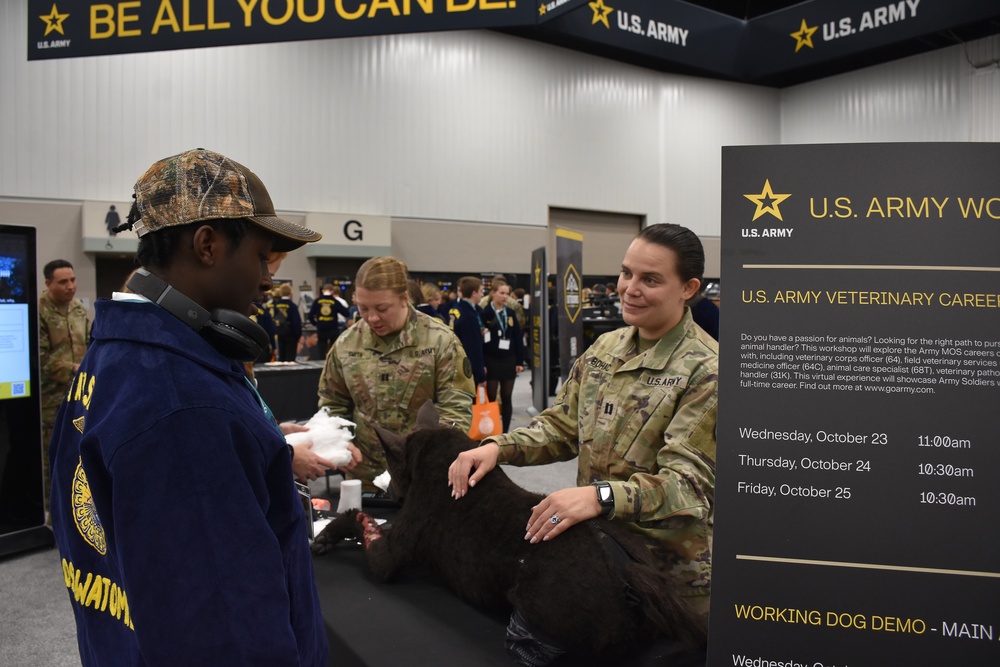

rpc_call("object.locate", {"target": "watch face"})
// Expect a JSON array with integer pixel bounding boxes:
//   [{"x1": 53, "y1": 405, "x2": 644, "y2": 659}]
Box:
[{"x1": 599, "y1": 486, "x2": 613, "y2": 503}]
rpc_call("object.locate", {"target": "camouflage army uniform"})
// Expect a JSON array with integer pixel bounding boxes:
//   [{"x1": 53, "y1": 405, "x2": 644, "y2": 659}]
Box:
[
  {"x1": 508, "y1": 297, "x2": 526, "y2": 329},
  {"x1": 486, "y1": 309, "x2": 717, "y2": 614},
  {"x1": 318, "y1": 307, "x2": 476, "y2": 489},
  {"x1": 39, "y1": 291, "x2": 90, "y2": 507}
]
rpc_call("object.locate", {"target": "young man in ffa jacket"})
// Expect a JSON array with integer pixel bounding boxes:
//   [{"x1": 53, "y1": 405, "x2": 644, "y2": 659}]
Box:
[
  {"x1": 48, "y1": 149, "x2": 330, "y2": 667},
  {"x1": 449, "y1": 275, "x2": 487, "y2": 386}
]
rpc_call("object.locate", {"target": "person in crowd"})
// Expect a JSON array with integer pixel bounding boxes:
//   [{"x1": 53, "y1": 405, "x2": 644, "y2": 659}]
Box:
[
  {"x1": 39, "y1": 259, "x2": 90, "y2": 513},
  {"x1": 308, "y1": 283, "x2": 351, "y2": 358},
  {"x1": 346, "y1": 289, "x2": 359, "y2": 326},
  {"x1": 318, "y1": 257, "x2": 476, "y2": 490},
  {"x1": 407, "y1": 280, "x2": 425, "y2": 316},
  {"x1": 448, "y1": 276, "x2": 487, "y2": 387},
  {"x1": 510, "y1": 287, "x2": 527, "y2": 324},
  {"x1": 418, "y1": 282, "x2": 446, "y2": 322},
  {"x1": 512, "y1": 287, "x2": 530, "y2": 368},
  {"x1": 589, "y1": 282, "x2": 612, "y2": 308},
  {"x1": 249, "y1": 300, "x2": 276, "y2": 363},
  {"x1": 270, "y1": 283, "x2": 302, "y2": 361},
  {"x1": 437, "y1": 289, "x2": 456, "y2": 320},
  {"x1": 481, "y1": 278, "x2": 526, "y2": 432},
  {"x1": 49, "y1": 148, "x2": 330, "y2": 665},
  {"x1": 478, "y1": 274, "x2": 506, "y2": 309},
  {"x1": 449, "y1": 223, "x2": 718, "y2": 632},
  {"x1": 297, "y1": 324, "x2": 323, "y2": 361}
]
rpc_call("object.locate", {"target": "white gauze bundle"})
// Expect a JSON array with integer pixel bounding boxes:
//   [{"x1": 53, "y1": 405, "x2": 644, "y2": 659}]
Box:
[
  {"x1": 372, "y1": 470, "x2": 391, "y2": 492},
  {"x1": 284, "y1": 409, "x2": 356, "y2": 467}
]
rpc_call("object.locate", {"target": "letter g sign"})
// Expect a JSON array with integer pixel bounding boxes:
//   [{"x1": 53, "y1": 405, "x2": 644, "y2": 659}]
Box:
[{"x1": 343, "y1": 219, "x2": 363, "y2": 241}]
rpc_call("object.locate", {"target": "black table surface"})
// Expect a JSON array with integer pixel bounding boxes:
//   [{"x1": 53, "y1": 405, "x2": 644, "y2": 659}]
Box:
[
  {"x1": 312, "y1": 509, "x2": 706, "y2": 667},
  {"x1": 254, "y1": 362, "x2": 323, "y2": 423}
]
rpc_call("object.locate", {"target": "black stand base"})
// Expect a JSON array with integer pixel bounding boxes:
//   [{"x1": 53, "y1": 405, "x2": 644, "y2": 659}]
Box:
[{"x1": 0, "y1": 525, "x2": 55, "y2": 560}]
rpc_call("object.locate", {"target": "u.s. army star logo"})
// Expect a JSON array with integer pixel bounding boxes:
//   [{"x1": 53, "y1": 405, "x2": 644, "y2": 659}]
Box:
[
  {"x1": 589, "y1": 0, "x2": 613, "y2": 29},
  {"x1": 72, "y1": 458, "x2": 107, "y2": 555},
  {"x1": 744, "y1": 179, "x2": 791, "y2": 221},
  {"x1": 39, "y1": 3, "x2": 70, "y2": 37},
  {"x1": 790, "y1": 19, "x2": 818, "y2": 53}
]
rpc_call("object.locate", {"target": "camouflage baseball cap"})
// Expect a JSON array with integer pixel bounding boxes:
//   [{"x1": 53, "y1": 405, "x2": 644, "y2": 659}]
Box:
[{"x1": 132, "y1": 148, "x2": 322, "y2": 252}]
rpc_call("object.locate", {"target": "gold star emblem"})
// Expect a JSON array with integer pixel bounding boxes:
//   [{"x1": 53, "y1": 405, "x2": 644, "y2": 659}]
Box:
[
  {"x1": 39, "y1": 3, "x2": 70, "y2": 37},
  {"x1": 790, "y1": 19, "x2": 818, "y2": 53},
  {"x1": 72, "y1": 416, "x2": 86, "y2": 433},
  {"x1": 539, "y1": 3, "x2": 547, "y2": 16},
  {"x1": 589, "y1": 0, "x2": 613, "y2": 29},
  {"x1": 744, "y1": 179, "x2": 791, "y2": 222}
]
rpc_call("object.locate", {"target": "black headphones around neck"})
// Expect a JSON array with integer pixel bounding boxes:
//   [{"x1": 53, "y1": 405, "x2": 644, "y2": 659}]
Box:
[{"x1": 126, "y1": 268, "x2": 270, "y2": 362}]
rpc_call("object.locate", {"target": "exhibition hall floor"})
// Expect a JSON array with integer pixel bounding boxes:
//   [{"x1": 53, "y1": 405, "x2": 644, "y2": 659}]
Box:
[{"x1": 0, "y1": 371, "x2": 573, "y2": 666}]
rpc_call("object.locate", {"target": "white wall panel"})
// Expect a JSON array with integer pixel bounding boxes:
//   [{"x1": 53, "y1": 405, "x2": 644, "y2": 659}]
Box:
[
  {"x1": 780, "y1": 36, "x2": 1000, "y2": 144},
  {"x1": 966, "y1": 37, "x2": 1000, "y2": 142}
]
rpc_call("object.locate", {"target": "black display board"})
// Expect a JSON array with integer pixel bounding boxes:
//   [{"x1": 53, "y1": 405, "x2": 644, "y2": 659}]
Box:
[
  {"x1": 529, "y1": 247, "x2": 548, "y2": 414},
  {"x1": 555, "y1": 228, "x2": 583, "y2": 384},
  {"x1": 709, "y1": 143, "x2": 1000, "y2": 665},
  {"x1": 0, "y1": 225, "x2": 52, "y2": 557}
]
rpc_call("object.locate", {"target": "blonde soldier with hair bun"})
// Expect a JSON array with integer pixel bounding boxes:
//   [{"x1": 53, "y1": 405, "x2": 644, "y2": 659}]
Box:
[{"x1": 318, "y1": 257, "x2": 475, "y2": 490}]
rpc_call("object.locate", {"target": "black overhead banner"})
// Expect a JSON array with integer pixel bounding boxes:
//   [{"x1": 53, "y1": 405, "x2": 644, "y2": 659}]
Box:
[
  {"x1": 536, "y1": 0, "x2": 744, "y2": 79},
  {"x1": 28, "y1": 0, "x2": 536, "y2": 60},
  {"x1": 709, "y1": 143, "x2": 1000, "y2": 666},
  {"x1": 27, "y1": 0, "x2": 1000, "y2": 84},
  {"x1": 744, "y1": 0, "x2": 1000, "y2": 84},
  {"x1": 536, "y1": 0, "x2": 588, "y2": 23}
]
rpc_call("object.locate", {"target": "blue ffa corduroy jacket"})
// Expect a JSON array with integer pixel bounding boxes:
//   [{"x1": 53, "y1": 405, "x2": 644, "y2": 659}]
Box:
[
  {"x1": 448, "y1": 298, "x2": 486, "y2": 384},
  {"x1": 49, "y1": 298, "x2": 328, "y2": 666}
]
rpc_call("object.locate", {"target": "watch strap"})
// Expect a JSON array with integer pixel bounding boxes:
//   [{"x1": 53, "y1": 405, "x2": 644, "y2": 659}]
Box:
[{"x1": 593, "y1": 481, "x2": 614, "y2": 516}]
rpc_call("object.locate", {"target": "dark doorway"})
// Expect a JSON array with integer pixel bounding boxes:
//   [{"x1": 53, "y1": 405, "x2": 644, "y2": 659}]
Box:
[{"x1": 95, "y1": 255, "x2": 138, "y2": 300}]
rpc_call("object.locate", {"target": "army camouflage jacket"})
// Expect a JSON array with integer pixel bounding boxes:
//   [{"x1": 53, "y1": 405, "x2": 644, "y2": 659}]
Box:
[
  {"x1": 39, "y1": 293, "x2": 90, "y2": 409},
  {"x1": 487, "y1": 309, "x2": 718, "y2": 600},
  {"x1": 318, "y1": 307, "x2": 475, "y2": 486}
]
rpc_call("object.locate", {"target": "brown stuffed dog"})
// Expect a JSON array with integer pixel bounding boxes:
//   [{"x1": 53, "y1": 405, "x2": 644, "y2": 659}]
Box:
[{"x1": 312, "y1": 402, "x2": 706, "y2": 665}]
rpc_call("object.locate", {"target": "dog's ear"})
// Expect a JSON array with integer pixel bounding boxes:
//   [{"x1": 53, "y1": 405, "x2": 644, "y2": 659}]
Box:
[
  {"x1": 415, "y1": 400, "x2": 440, "y2": 430},
  {"x1": 373, "y1": 424, "x2": 406, "y2": 466}
]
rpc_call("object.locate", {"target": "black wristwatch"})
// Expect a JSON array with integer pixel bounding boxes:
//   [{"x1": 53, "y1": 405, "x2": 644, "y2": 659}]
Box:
[{"x1": 593, "y1": 482, "x2": 614, "y2": 516}]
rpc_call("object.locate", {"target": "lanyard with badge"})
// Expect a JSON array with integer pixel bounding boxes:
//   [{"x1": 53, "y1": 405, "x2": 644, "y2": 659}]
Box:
[
  {"x1": 493, "y1": 305, "x2": 511, "y2": 350},
  {"x1": 245, "y1": 376, "x2": 315, "y2": 535}
]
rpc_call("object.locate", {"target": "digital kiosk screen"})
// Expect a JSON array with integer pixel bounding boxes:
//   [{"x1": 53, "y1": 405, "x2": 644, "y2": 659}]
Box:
[{"x1": 0, "y1": 232, "x2": 33, "y2": 399}]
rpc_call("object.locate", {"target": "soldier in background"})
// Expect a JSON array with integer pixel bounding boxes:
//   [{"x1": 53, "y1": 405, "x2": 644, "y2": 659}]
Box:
[
  {"x1": 449, "y1": 224, "x2": 717, "y2": 656},
  {"x1": 39, "y1": 259, "x2": 90, "y2": 511},
  {"x1": 509, "y1": 287, "x2": 527, "y2": 329},
  {"x1": 319, "y1": 256, "x2": 475, "y2": 490}
]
